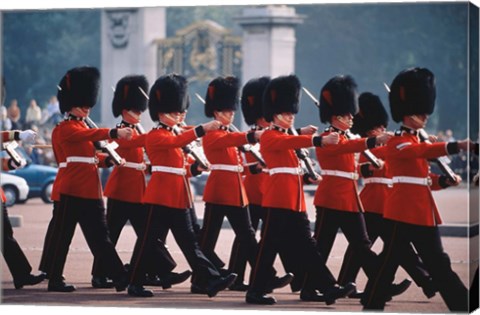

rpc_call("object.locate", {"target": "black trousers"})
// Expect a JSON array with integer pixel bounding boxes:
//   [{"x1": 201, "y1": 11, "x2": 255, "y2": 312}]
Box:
[
  {"x1": 91, "y1": 198, "x2": 176, "y2": 278},
  {"x1": 338, "y1": 212, "x2": 431, "y2": 289},
  {"x1": 228, "y1": 203, "x2": 302, "y2": 290},
  {"x1": 129, "y1": 204, "x2": 220, "y2": 286},
  {"x1": 2, "y1": 203, "x2": 33, "y2": 281},
  {"x1": 228, "y1": 203, "x2": 266, "y2": 282},
  {"x1": 39, "y1": 201, "x2": 62, "y2": 274},
  {"x1": 199, "y1": 203, "x2": 261, "y2": 275},
  {"x1": 248, "y1": 208, "x2": 337, "y2": 294},
  {"x1": 47, "y1": 194, "x2": 126, "y2": 282},
  {"x1": 362, "y1": 219, "x2": 468, "y2": 311},
  {"x1": 314, "y1": 207, "x2": 378, "y2": 279}
]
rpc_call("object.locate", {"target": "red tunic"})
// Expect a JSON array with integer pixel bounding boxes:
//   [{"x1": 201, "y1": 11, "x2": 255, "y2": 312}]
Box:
[
  {"x1": 142, "y1": 127, "x2": 198, "y2": 209},
  {"x1": 260, "y1": 129, "x2": 316, "y2": 212},
  {"x1": 314, "y1": 131, "x2": 369, "y2": 212},
  {"x1": 55, "y1": 119, "x2": 112, "y2": 199},
  {"x1": 51, "y1": 123, "x2": 67, "y2": 202},
  {"x1": 243, "y1": 148, "x2": 267, "y2": 206},
  {"x1": 202, "y1": 129, "x2": 251, "y2": 207},
  {"x1": 383, "y1": 132, "x2": 449, "y2": 226},
  {"x1": 103, "y1": 128, "x2": 147, "y2": 203},
  {"x1": 358, "y1": 146, "x2": 389, "y2": 215}
]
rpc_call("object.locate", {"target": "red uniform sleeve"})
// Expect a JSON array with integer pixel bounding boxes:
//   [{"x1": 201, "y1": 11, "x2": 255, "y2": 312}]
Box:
[
  {"x1": 317, "y1": 136, "x2": 368, "y2": 156},
  {"x1": 387, "y1": 140, "x2": 448, "y2": 160},
  {"x1": 260, "y1": 133, "x2": 314, "y2": 151},
  {"x1": 148, "y1": 128, "x2": 198, "y2": 148},
  {"x1": 202, "y1": 131, "x2": 251, "y2": 150}
]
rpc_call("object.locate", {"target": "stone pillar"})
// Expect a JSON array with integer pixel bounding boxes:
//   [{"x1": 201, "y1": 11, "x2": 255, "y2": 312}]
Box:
[
  {"x1": 100, "y1": 7, "x2": 165, "y2": 129},
  {"x1": 236, "y1": 5, "x2": 304, "y2": 83}
]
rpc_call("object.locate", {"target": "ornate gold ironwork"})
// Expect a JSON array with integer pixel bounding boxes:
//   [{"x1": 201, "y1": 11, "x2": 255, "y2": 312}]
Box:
[{"x1": 155, "y1": 20, "x2": 242, "y2": 82}]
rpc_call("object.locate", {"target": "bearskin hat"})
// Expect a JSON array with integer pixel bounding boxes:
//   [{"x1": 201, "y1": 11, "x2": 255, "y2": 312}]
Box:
[
  {"x1": 262, "y1": 74, "x2": 301, "y2": 123},
  {"x1": 389, "y1": 67, "x2": 436, "y2": 123},
  {"x1": 148, "y1": 73, "x2": 189, "y2": 122},
  {"x1": 241, "y1": 76, "x2": 270, "y2": 125},
  {"x1": 204, "y1": 76, "x2": 239, "y2": 118},
  {"x1": 112, "y1": 75, "x2": 149, "y2": 118},
  {"x1": 351, "y1": 92, "x2": 389, "y2": 137},
  {"x1": 319, "y1": 75, "x2": 358, "y2": 123},
  {"x1": 57, "y1": 66, "x2": 100, "y2": 114}
]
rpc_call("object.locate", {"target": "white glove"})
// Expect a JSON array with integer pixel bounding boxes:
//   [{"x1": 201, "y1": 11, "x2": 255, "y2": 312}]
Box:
[{"x1": 19, "y1": 129, "x2": 37, "y2": 143}]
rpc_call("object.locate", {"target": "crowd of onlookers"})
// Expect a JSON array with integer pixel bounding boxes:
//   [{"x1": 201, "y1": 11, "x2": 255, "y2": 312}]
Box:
[{"x1": 0, "y1": 95, "x2": 61, "y2": 166}]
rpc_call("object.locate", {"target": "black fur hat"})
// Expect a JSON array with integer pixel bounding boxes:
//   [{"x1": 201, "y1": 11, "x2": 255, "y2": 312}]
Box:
[
  {"x1": 351, "y1": 92, "x2": 389, "y2": 137},
  {"x1": 148, "y1": 73, "x2": 189, "y2": 122},
  {"x1": 319, "y1": 75, "x2": 358, "y2": 123},
  {"x1": 389, "y1": 67, "x2": 436, "y2": 123},
  {"x1": 57, "y1": 66, "x2": 100, "y2": 114},
  {"x1": 262, "y1": 74, "x2": 301, "y2": 123},
  {"x1": 112, "y1": 75, "x2": 149, "y2": 118},
  {"x1": 204, "y1": 76, "x2": 239, "y2": 118},
  {"x1": 241, "y1": 76, "x2": 270, "y2": 125}
]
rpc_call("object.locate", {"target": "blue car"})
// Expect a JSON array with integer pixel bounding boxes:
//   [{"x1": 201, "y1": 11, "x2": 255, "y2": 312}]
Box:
[{"x1": 1, "y1": 146, "x2": 58, "y2": 203}]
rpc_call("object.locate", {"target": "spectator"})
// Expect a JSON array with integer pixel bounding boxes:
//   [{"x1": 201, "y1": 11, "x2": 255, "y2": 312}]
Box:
[
  {"x1": 0, "y1": 105, "x2": 12, "y2": 130},
  {"x1": 43, "y1": 96, "x2": 62, "y2": 125},
  {"x1": 445, "y1": 129, "x2": 455, "y2": 142},
  {"x1": 7, "y1": 99, "x2": 22, "y2": 130},
  {"x1": 25, "y1": 99, "x2": 42, "y2": 128}
]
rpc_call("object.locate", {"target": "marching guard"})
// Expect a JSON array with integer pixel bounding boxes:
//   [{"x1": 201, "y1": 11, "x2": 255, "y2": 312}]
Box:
[
  {"x1": 46, "y1": 66, "x2": 131, "y2": 292},
  {"x1": 337, "y1": 92, "x2": 436, "y2": 299},
  {"x1": 126, "y1": 73, "x2": 236, "y2": 298},
  {"x1": 246, "y1": 74, "x2": 355, "y2": 305},
  {"x1": 2, "y1": 129, "x2": 46, "y2": 289},
  {"x1": 91, "y1": 75, "x2": 188, "y2": 289},
  {"x1": 361, "y1": 67, "x2": 471, "y2": 311}
]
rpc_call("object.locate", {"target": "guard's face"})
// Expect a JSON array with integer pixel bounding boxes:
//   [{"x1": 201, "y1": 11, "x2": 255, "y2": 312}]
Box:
[
  {"x1": 333, "y1": 113, "x2": 354, "y2": 130},
  {"x1": 274, "y1": 112, "x2": 295, "y2": 129},
  {"x1": 160, "y1": 112, "x2": 182, "y2": 126},
  {"x1": 122, "y1": 109, "x2": 141, "y2": 124},
  {"x1": 71, "y1": 106, "x2": 90, "y2": 118},
  {"x1": 367, "y1": 125, "x2": 386, "y2": 137},
  {"x1": 215, "y1": 110, "x2": 235, "y2": 125},
  {"x1": 407, "y1": 114, "x2": 428, "y2": 129}
]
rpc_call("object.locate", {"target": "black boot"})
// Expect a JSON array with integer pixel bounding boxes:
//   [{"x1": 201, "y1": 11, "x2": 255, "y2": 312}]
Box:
[
  {"x1": 386, "y1": 278, "x2": 412, "y2": 301},
  {"x1": 14, "y1": 272, "x2": 46, "y2": 289},
  {"x1": 206, "y1": 273, "x2": 237, "y2": 297},
  {"x1": 300, "y1": 289, "x2": 326, "y2": 302},
  {"x1": 246, "y1": 291, "x2": 277, "y2": 305},
  {"x1": 229, "y1": 281, "x2": 249, "y2": 291},
  {"x1": 48, "y1": 280, "x2": 76, "y2": 292},
  {"x1": 324, "y1": 282, "x2": 356, "y2": 305},
  {"x1": 159, "y1": 270, "x2": 192, "y2": 289},
  {"x1": 127, "y1": 284, "x2": 154, "y2": 297},
  {"x1": 421, "y1": 279, "x2": 437, "y2": 299},
  {"x1": 91, "y1": 276, "x2": 115, "y2": 288},
  {"x1": 266, "y1": 273, "x2": 294, "y2": 293}
]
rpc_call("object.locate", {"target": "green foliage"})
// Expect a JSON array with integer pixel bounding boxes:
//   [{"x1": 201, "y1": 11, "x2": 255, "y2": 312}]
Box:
[{"x1": 3, "y1": 9, "x2": 100, "y2": 116}]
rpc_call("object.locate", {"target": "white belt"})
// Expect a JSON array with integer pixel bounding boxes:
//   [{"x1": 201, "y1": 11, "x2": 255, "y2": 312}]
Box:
[
  {"x1": 151, "y1": 165, "x2": 186, "y2": 175},
  {"x1": 58, "y1": 162, "x2": 67, "y2": 168},
  {"x1": 66, "y1": 156, "x2": 98, "y2": 164},
  {"x1": 392, "y1": 176, "x2": 432, "y2": 186},
  {"x1": 210, "y1": 164, "x2": 244, "y2": 172},
  {"x1": 269, "y1": 167, "x2": 303, "y2": 175},
  {"x1": 122, "y1": 161, "x2": 146, "y2": 171},
  {"x1": 363, "y1": 177, "x2": 393, "y2": 185},
  {"x1": 321, "y1": 169, "x2": 358, "y2": 180}
]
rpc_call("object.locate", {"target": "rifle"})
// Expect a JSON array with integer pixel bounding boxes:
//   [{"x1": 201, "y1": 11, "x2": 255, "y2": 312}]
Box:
[
  {"x1": 172, "y1": 123, "x2": 210, "y2": 170},
  {"x1": 302, "y1": 87, "x2": 382, "y2": 169},
  {"x1": 287, "y1": 126, "x2": 320, "y2": 180},
  {"x1": 194, "y1": 93, "x2": 266, "y2": 167},
  {"x1": 2, "y1": 141, "x2": 26, "y2": 167},
  {"x1": 418, "y1": 129, "x2": 457, "y2": 182},
  {"x1": 84, "y1": 117, "x2": 123, "y2": 166},
  {"x1": 382, "y1": 83, "x2": 457, "y2": 182}
]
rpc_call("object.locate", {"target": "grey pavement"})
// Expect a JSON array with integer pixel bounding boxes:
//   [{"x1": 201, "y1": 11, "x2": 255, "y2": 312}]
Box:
[{"x1": 1, "y1": 185, "x2": 479, "y2": 314}]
